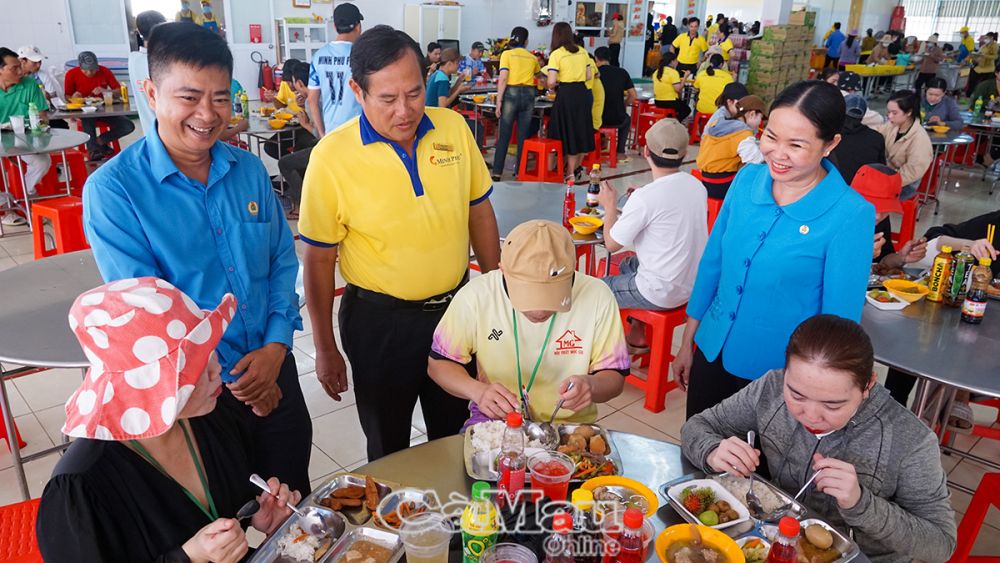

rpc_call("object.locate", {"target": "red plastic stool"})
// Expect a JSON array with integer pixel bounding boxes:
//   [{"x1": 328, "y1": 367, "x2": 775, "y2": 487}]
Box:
[
  {"x1": 52, "y1": 152, "x2": 89, "y2": 197},
  {"x1": 582, "y1": 127, "x2": 620, "y2": 169},
  {"x1": 948, "y1": 472, "x2": 1000, "y2": 562},
  {"x1": 893, "y1": 197, "x2": 917, "y2": 247},
  {"x1": 636, "y1": 108, "x2": 675, "y2": 150},
  {"x1": 518, "y1": 137, "x2": 564, "y2": 182},
  {"x1": 30, "y1": 196, "x2": 89, "y2": 259},
  {"x1": 0, "y1": 414, "x2": 26, "y2": 452},
  {"x1": 689, "y1": 112, "x2": 711, "y2": 144},
  {"x1": 2, "y1": 158, "x2": 63, "y2": 200},
  {"x1": 706, "y1": 197, "x2": 724, "y2": 233},
  {"x1": 620, "y1": 307, "x2": 687, "y2": 413},
  {"x1": 0, "y1": 498, "x2": 42, "y2": 563}
]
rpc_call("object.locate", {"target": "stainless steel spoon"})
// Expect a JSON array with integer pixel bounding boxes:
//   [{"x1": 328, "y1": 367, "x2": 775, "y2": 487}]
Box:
[
  {"x1": 249, "y1": 473, "x2": 337, "y2": 537},
  {"x1": 524, "y1": 382, "x2": 574, "y2": 449},
  {"x1": 744, "y1": 431, "x2": 768, "y2": 518}
]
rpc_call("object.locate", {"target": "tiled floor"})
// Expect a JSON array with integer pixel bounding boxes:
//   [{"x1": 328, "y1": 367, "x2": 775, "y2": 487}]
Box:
[{"x1": 2, "y1": 114, "x2": 1000, "y2": 555}]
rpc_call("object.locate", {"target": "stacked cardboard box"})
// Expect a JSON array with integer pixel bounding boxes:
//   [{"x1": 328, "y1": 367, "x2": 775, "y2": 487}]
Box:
[{"x1": 746, "y1": 17, "x2": 816, "y2": 102}]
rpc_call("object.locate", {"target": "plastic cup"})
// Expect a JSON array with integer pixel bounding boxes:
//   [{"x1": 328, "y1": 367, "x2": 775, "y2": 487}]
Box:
[
  {"x1": 9, "y1": 115, "x2": 24, "y2": 132},
  {"x1": 399, "y1": 512, "x2": 453, "y2": 563},
  {"x1": 528, "y1": 451, "x2": 574, "y2": 502},
  {"x1": 599, "y1": 509, "x2": 655, "y2": 563},
  {"x1": 480, "y1": 542, "x2": 538, "y2": 563},
  {"x1": 103, "y1": 91, "x2": 113, "y2": 106}
]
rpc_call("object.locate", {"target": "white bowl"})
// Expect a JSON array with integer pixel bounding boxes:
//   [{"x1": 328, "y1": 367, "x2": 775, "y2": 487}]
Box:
[
  {"x1": 666, "y1": 479, "x2": 751, "y2": 531},
  {"x1": 865, "y1": 293, "x2": 909, "y2": 310},
  {"x1": 81, "y1": 106, "x2": 98, "y2": 113}
]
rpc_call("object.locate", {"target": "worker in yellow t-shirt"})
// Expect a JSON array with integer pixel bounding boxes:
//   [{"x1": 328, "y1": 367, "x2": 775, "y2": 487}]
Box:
[
  {"x1": 671, "y1": 17, "x2": 709, "y2": 76},
  {"x1": 692, "y1": 54, "x2": 734, "y2": 115},
  {"x1": 652, "y1": 51, "x2": 691, "y2": 121}
]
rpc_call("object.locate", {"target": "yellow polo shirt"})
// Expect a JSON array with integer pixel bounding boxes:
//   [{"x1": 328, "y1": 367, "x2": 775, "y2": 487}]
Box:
[
  {"x1": 653, "y1": 67, "x2": 681, "y2": 101},
  {"x1": 720, "y1": 38, "x2": 734, "y2": 61},
  {"x1": 693, "y1": 69, "x2": 733, "y2": 114},
  {"x1": 672, "y1": 34, "x2": 709, "y2": 65},
  {"x1": 499, "y1": 47, "x2": 541, "y2": 86},
  {"x1": 274, "y1": 80, "x2": 302, "y2": 114},
  {"x1": 299, "y1": 107, "x2": 492, "y2": 300},
  {"x1": 590, "y1": 65, "x2": 604, "y2": 129},
  {"x1": 546, "y1": 47, "x2": 590, "y2": 83}
]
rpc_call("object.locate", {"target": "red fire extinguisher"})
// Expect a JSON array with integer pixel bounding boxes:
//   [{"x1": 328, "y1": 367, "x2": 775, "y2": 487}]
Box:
[
  {"x1": 890, "y1": 4, "x2": 905, "y2": 32},
  {"x1": 252, "y1": 51, "x2": 274, "y2": 99}
]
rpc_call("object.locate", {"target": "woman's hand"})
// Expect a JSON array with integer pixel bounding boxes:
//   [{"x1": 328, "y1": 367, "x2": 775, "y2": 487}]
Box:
[
  {"x1": 873, "y1": 232, "x2": 886, "y2": 259},
  {"x1": 927, "y1": 115, "x2": 941, "y2": 124},
  {"x1": 813, "y1": 453, "x2": 862, "y2": 509},
  {"x1": 476, "y1": 383, "x2": 520, "y2": 420},
  {"x1": 182, "y1": 518, "x2": 248, "y2": 563},
  {"x1": 900, "y1": 237, "x2": 928, "y2": 264},
  {"x1": 252, "y1": 476, "x2": 301, "y2": 536},
  {"x1": 558, "y1": 375, "x2": 593, "y2": 412},
  {"x1": 706, "y1": 437, "x2": 760, "y2": 477},
  {"x1": 969, "y1": 238, "x2": 998, "y2": 261}
]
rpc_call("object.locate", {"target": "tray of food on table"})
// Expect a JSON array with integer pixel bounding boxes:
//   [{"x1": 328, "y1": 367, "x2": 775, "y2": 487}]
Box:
[
  {"x1": 251, "y1": 473, "x2": 406, "y2": 563},
  {"x1": 463, "y1": 421, "x2": 622, "y2": 482}
]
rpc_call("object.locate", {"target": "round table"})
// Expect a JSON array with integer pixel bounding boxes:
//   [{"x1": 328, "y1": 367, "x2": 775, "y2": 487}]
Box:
[
  {"x1": 0, "y1": 250, "x2": 98, "y2": 500},
  {"x1": 48, "y1": 102, "x2": 138, "y2": 121},
  {"x1": 965, "y1": 119, "x2": 1000, "y2": 195},
  {"x1": 920, "y1": 130, "x2": 975, "y2": 216}
]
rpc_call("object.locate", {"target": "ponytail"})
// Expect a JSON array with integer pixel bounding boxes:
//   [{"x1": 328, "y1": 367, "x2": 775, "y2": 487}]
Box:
[
  {"x1": 706, "y1": 53, "x2": 723, "y2": 76},
  {"x1": 657, "y1": 51, "x2": 676, "y2": 81}
]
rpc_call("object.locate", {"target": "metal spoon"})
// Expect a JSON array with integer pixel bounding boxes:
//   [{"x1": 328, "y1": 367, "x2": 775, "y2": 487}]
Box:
[
  {"x1": 744, "y1": 431, "x2": 767, "y2": 519},
  {"x1": 249, "y1": 473, "x2": 335, "y2": 537},
  {"x1": 524, "y1": 383, "x2": 574, "y2": 449}
]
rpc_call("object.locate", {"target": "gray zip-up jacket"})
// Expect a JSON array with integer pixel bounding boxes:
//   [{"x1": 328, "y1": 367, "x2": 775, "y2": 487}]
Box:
[{"x1": 682, "y1": 370, "x2": 957, "y2": 562}]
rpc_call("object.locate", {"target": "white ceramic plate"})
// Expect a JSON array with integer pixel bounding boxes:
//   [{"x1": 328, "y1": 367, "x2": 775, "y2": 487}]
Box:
[
  {"x1": 666, "y1": 478, "x2": 751, "y2": 531},
  {"x1": 865, "y1": 292, "x2": 909, "y2": 310}
]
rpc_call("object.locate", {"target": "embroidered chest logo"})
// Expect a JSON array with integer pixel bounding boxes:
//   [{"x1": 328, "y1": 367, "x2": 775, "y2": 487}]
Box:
[
  {"x1": 247, "y1": 201, "x2": 259, "y2": 216},
  {"x1": 429, "y1": 153, "x2": 463, "y2": 167},
  {"x1": 488, "y1": 328, "x2": 503, "y2": 341},
  {"x1": 554, "y1": 330, "x2": 584, "y2": 355}
]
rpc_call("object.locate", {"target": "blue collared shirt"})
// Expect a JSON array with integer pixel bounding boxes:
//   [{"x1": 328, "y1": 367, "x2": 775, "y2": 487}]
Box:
[
  {"x1": 457, "y1": 55, "x2": 486, "y2": 81},
  {"x1": 686, "y1": 161, "x2": 874, "y2": 380},
  {"x1": 83, "y1": 123, "x2": 302, "y2": 382}
]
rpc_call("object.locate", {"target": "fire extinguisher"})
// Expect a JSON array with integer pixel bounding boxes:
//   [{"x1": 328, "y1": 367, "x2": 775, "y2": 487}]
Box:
[
  {"x1": 890, "y1": 4, "x2": 905, "y2": 32},
  {"x1": 251, "y1": 51, "x2": 274, "y2": 99}
]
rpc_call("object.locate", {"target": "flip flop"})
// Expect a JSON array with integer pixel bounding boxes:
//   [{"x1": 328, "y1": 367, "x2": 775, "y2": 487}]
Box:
[{"x1": 946, "y1": 401, "x2": 974, "y2": 434}]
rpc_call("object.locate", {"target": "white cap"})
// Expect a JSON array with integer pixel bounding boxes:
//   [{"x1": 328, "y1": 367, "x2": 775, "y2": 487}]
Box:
[{"x1": 17, "y1": 46, "x2": 44, "y2": 62}]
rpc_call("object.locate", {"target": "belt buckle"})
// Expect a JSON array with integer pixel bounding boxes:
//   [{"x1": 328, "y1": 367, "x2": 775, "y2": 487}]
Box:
[{"x1": 421, "y1": 295, "x2": 452, "y2": 311}]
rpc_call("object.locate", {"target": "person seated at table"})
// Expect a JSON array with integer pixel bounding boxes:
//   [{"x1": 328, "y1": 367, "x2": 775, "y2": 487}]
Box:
[
  {"x1": 277, "y1": 60, "x2": 319, "y2": 219},
  {"x1": 681, "y1": 314, "x2": 957, "y2": 562},
  {"x1": 839, "y1": 29, "x2": 862, "y2": 66},
  {"x1": 262, "y1": 60, "x2": 315, "y2": 161},
  {"x1": 0, "y1": 46, "x2": 51, "y2": 226},
  {"x1": 829, "y1": 95, "x2": 886, "y2": 184},
  {"x1": 595, "y1": 46, "x2": 636, "y2": 163},
  {"x1": 850, "y1": 164, "x2": 927, "y2": 269},
  {"x1": 694, "y1": 95, "x2": 766, "y2": 195},
  {"x1": 692, "y1": 54, "x2": 733, "y2": 117},
  {"x1": 426, "y1": 48, "x2": 470, "y2": 108},
  {"x1": 885, "y1": 208, "x2": 1000, "y2": 410},
  {"x1": 596, "y1": 119, "x2": 708, "y2": 351},
  {"x1": 36, "y1": 278, "x2": 301, "y2": 562},
  {"x1": 425, "y1": 41, "x2": 442, "y2": 80},
  {"x1": 834, "y1": 72, "x2": 883, "y2": 128},
  {"x1": 65, "y1": 51, "x2": 137, "y2": 161},
  {"x1": 651, "y1": 51, "x2": 691, "y2": 121},
  {"x1": 428, "y1": 220, "x2": 630, "y2": 426},
  {"x1": 875, "y1": 89, "x2": 932, "y2": 201},
  {"x1": 922, "y1": 78, "x2": 964, "y2": 131},
  {"x1": 819, "y1": 67, "x2": 840, "y2": 85},
  {"x1": 492, "y1": 27, "x2": 543, "y2": 181},
  {"x1": 458, "y1": 41, "x2": 488, "y2": 83},
  {"x1": 17, "y1": 46, "x2": 63, "y2": 121},
  {"x1": 273, "y1": 59, "x2": 303, "y2": 114}
]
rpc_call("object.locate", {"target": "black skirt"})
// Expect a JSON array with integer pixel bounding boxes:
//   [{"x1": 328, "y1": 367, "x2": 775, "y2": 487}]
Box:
[{"x1": 550, "y1": 81, "x2": 595, "y2": 155}]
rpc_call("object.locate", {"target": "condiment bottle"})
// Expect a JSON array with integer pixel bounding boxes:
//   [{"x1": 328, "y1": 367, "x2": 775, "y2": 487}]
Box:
[
  {"x1": 562, "y1": 180, "x2": 576, "y2": 231},
  {"x1": 571, "y1": 489, "x2": 599, "y2": 563},
  {"x1": 461, "y1": 481, "x2": 499, "y2": 563},
  {"x1": 545, "y1": 512, "x2": 575, "y2": 563},
  {"x1": 587, "y1": 164, "x2": 601, "y2": 208},
  {"x1": 927, "y1": 245, "x2": 954, "y2": 303},
  {"x1": 961, "y1": 258, "x2": 992, "y2": 324},
  {"x1": 609, "y1": 508, "x2": 644, "y2": 563},
  {"x1": 767, "y1": 517, "x2": 800, "y2": 563},
  {"x1": 945, "y1": 246, "x2": 976, "y2": 307},
  {"x1": 496, "y1": 411, "x2": 526, "y2": 508}
]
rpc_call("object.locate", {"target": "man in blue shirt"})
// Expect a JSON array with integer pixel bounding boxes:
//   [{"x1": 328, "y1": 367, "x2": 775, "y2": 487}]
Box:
[
  {"x1": 82, "y1": 22, "x2": 311, "y2": 494},
  {"x1": 307, "y1": 3, "x2": 364, "y2": 137},
  {"x1": 824, "y1": 22, "x2": 846, "y2": 68},
  {"x1": 457, "y1": 41, "x2": 488, "y2": 83}
]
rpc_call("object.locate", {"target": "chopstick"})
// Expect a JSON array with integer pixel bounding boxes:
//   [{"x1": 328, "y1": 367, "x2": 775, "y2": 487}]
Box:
[{"x1": 988, "y1": 224, "x2": 995, "y2": 248}]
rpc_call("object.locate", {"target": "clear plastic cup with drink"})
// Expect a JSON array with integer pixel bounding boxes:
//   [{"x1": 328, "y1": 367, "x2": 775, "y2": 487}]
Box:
[
  {"x1": 399, "y1": 512, "x2": 454, "y2": 563},
  {"x1": 481, "y1": 542, "x2": 538, "y2": 563},
  {"x1": 103, "y1": 90, "x2": 113, "y2": 106},
  {"x1": 9, "y1": 115, "x2": 25, "y2": 132},
  {"x1": 528, "y1": 451, "x2": 574, "y2": 502}
]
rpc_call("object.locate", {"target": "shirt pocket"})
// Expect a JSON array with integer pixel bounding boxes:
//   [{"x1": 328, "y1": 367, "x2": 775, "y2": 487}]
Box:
[{"x1": 239, "y1": 221, "x2": 271, "y2": 281}]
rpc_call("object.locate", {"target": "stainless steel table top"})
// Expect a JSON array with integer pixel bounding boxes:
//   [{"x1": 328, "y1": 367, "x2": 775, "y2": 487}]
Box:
[
  {"x1": 862, "y1": 300, "x2": 1000, "y2": 398},
  {"x1": 967, "y1": 119, "x2": 1000, "y2": 131},
  {"x1": 0, "y1": 129, "x2": 90, "y2": 158},
  {"x1": 0, "y1": 250, "x2": 97, "y2": 368},
  {"x1": 459, "y1": 95, "x2": 553, "y2": 110},
  {"x1": 49, "y1": 103, "x2": 138, "y2": 120},
  {"x1": 491, "y1": 181, "x2": 604, "y2": 240},
  {"x1": 928, "y1": 129, "x2": 974, "y2": 146}
]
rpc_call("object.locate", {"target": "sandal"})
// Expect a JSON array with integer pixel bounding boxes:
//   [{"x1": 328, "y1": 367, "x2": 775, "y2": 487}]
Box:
[
  {"x1": 946, "y1": 401, "x2": 974, "y2": 434},
  {"x1": 627, "y1": 343, "x2": 651, "y2": 356}
]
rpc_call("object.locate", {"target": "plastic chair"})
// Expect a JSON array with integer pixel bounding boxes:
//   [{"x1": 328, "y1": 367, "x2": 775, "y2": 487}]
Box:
[
  {"x1": 636, "y1": 107, "x2": 675, "y2": 150},
  {"x1": 518, "y1": 137, "x2": 564, "y2": 182},
  {"x1": 689, "y1": 112, "x2": 711, "y2": 144},
  {"x1": 30, "y1": 196, "x2": 89, "y2": 259},
  {"x1": 948, "y1": 472, "x2": 1000, "y2": 562},
  {"x1": 0, "y1": 414, "x2": 26, "y2": 452},
  {"x1": 54, "y1": 152, "x2": 88, "y2": 198},
  {"x1": 582, "y1": 127, "x2": 620, "y2": 169},
  {"x1": 619, "y1": 307, "x2": 687, "y2": 413},
  {"x1": 892, "y1": 197, "x2": 917, "y2": 247},
  {"x1": 2, "y1": 158, "x2": 63, "y2": 200},
  {"x1": 691, "y1": 169, "x2": 731, "y2": 232},
  {"x1": 0, "y1": 498, "x2": 42, "y2": 563}
]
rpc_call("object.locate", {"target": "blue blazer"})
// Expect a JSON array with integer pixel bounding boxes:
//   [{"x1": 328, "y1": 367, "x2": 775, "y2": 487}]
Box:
[{"x1": 687, "y1": 161, "x2": 875, "y2": 380}]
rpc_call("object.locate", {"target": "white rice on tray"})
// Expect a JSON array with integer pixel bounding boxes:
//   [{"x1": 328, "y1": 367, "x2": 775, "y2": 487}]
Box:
[
  {"x1": 277, "y1": 524, "x2": 321, "y2": 562},
  {"x1": 712, "y1": 474, "x2": 787, "y2": 513},
  {"x1": 470, "y1": 421, "x2": 546, "y2": 452}
]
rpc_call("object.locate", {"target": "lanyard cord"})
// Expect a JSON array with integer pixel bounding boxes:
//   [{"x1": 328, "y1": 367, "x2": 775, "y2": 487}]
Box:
[
  {"x1": 130, "y1": 421, "x2": 219, "y2": 521},
  {"x1": 512, "y1": 309, "x2": 557, "y2": 396}
]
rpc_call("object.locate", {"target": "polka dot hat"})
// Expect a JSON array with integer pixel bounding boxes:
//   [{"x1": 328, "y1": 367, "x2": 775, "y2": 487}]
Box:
[{"x1": 63, "y1": 277, "x2": 237, "y2": 441}]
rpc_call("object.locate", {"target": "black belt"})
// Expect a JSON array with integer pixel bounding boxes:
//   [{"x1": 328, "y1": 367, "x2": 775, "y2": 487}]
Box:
[{"x1": 345, "y1": 273, "x2": 469, "y2": 312}]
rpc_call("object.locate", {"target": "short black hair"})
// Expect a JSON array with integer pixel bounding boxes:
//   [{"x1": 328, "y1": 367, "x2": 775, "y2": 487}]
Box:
[
  {"x1": 648, "y1": 151, "x2": 683, "y2": 169},
  {"x1": 289, "y1": 60, "x2": 309, "y2": 85},
  {"x1": 136, "y1": 10, "x2": 167, "y2": 40},
  {"x1": 350, "y1": 25, "x2": 423, "y2": 93},
  {"x1": 688, "y1": 17, "x2": 700, "y2": 25},
  {"x1": 594, "y1": 46, "x2": 611, "y2": 61},
  {"x1": 833, "y1": 22, "x2": 841, "y2": 29},
  {"x1": 427, "y1": 41, "x2": 441, "y2": 53},
  {"x1": 770, "y1": 80, "x2": 846, "y2": 142},
  {"x1": 147, "y1": 22, "x2": 233, "y2": 84},
  {"x1": 888, "y1": 89, "x2": 920, "y2": 119},
  {"x1": 510, "y1": 26, "x2": 529, "y2": 47},
  {"x1": 0, "y1": 47, "x2": 17, "y2": 65},
  {"x1": 926, "y1": 77, "x2": 948, "y2": 91}
]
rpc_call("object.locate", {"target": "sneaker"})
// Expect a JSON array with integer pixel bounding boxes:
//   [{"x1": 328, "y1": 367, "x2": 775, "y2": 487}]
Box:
[{"x1": 1, "y1": 212, "x2": 26, "y2": 226}]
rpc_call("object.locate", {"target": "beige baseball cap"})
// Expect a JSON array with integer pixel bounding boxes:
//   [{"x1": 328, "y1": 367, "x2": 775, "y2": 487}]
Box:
[
  {"x1": 500, "y1": 220, "x2": 575, "y2": 313},
  {"x1": 645, "y1": 118, "x2": 688, "y2": 162}
]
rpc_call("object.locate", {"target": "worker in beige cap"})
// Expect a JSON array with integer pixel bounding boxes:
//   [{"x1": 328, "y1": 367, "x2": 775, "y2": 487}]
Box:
[{"x1": 428, "y1": 220, "x2": 630, "y2": 427}]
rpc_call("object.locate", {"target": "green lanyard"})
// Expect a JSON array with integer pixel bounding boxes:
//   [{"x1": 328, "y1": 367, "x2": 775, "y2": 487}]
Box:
[
  {"x1": 130, "y1": 421, "x2": 219, "y2": 522},
  {"x1": 512, "y1": 309, "x2": 557, "y2": 396}
]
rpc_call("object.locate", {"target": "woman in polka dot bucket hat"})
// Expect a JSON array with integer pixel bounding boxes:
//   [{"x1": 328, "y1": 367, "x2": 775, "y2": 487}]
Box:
[{"x1": 37, "y1": 278, "x2": 301, "y2": 563}]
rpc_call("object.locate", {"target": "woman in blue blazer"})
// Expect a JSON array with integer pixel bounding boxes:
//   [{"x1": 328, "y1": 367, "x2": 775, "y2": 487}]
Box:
[{"x1": 676, "y1": 80, "x2": 876, "y2": 419}]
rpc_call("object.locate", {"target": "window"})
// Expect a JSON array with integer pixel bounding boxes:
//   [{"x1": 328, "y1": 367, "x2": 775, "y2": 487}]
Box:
[{"x1": 900, "y1": 0, "x2": 1000, "y2": 42}]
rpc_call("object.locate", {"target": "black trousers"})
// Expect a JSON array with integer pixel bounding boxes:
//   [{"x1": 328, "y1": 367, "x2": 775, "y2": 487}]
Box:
[
  {"x1": 884, "y1": 367, "x2": 917, "y2": 407},
  {"x1": 219, "y1": 353, "x2": 313, "y2": 495},
  {"x1": 277, "y1": 146, "x2": 314, "y2": 208},
  {"x1": 81, "y1": 116, "x2": 135, "y2": 152},
  {"x1": 609, "y1": 43, "x2": 622, "y2": 67},
  {"x1": 913, "y1": 72, "x2": 936, "y2": 95},
  {"x1": 339, "y1": 287, "x2": 470, "y2": 461},
  {"x1": 824, "y1": 55, "x2": 840, "y2": 68},
  {"x1": 685, "y1": 347, "x2": 753, "y2": 420},
  {"x1": 654, "y1": 99, "x2": 692, "y2": 122},
  {"x1": 264, "y1": 128, "x2": 316, "y2": 160},
  {"x1": 676, "y1": 63, "x2": 698, "y2": 76}
]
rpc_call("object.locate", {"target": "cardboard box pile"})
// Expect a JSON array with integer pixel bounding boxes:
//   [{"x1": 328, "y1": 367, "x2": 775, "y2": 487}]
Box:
[{"x1": 747, "y1": 13, "x2": 816, "y2": 103}]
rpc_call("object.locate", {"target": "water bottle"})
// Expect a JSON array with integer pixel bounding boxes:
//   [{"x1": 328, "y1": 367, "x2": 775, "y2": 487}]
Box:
[
  {"x1": 233, "y1": 92, "x2": 244, "y2": 117},
  {"x1": 767, "y1": 517, "x2": 800, "y2": 563},
  {"x1": 240, "y1": 90, "x2": 249, "y2": 116},
  {"x1": 496, "y1": 411, "x2": 526, "y2": 508},
  {"x1": 571, "y1": 489, "x2": 599, "y2": 563},
  {"x1": 609, "y1": 508, "x2": 644, "y2": 563},
  {"x1": 974, "y1": 97, "x2": 983, "y2": 118},
  {"x1": 461, "y1": 481, "x2": 499, "y2": 563},
  {"x1": 27, "y1": 103, "x2": 41, "y2": 133},
  {"x1": 544, "y1": 512, "x2": 575, "y2": 563}
]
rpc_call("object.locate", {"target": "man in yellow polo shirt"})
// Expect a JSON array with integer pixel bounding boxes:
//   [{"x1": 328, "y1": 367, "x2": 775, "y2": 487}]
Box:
[
  {"x1": 671, "y1": 17, "x2": 708, "y2": 76},
  {"x1": 300, "y1": 25, "x2": 501, "y2": 461}
]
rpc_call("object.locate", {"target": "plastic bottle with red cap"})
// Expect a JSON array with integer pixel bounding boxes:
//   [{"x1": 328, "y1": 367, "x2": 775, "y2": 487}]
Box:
[
  {"x1": 610, "y1": 508, "x2": 645, "y2": 563},
  {"x1": 497, "y1": 411, "x2": 526, "y2": 508},
  {"x1": 545, "y1": 512, "x2": 575, "y2": 563},
  {"x1": 767, "y1": 517, "x2": 801, "y2": 563}
]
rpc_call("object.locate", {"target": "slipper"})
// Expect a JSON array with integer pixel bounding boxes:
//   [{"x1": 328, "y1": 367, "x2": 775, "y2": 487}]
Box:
[
  {"x1": 627, "y1": 343, "x2": 651, "y2": 356},
  {"x1": 1, "y1": 213, "x2": 26, "y2": 226},
  {"x1": 946, "y1": 401, "x2": 974, "y2": 434}
]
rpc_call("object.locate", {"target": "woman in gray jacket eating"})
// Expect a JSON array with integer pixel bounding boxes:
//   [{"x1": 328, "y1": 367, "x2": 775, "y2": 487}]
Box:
[
  {"x1": 922, "y1": 77, "x2": 965, "y2": 131},
  {"x1": 682, "y1": 314, "x2": 957, "y2": 562}
]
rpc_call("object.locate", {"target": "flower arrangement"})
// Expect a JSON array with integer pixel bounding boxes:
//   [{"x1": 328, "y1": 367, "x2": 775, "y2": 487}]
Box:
[{"x1": 485, "y1": 37, "x2": 510, "y2": 60}]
